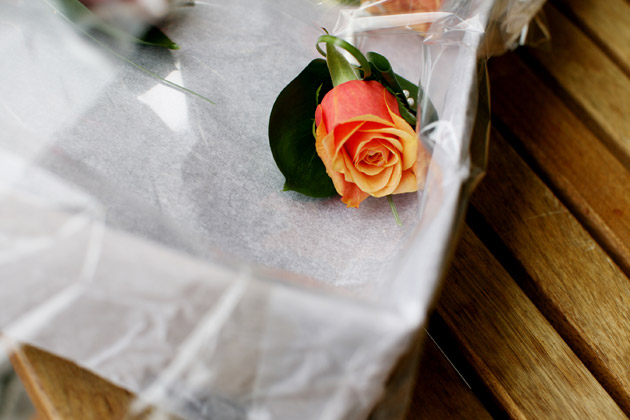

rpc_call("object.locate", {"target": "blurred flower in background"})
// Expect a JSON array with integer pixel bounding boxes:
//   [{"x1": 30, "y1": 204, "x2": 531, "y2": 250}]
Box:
[{"x1": 361, "y1": 0, "x2": 443, "y2": 31}]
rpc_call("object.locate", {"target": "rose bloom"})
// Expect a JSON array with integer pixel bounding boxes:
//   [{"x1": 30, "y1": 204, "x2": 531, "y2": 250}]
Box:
[{"x1": 315, "y1": 80, "x2": 428, "y2": 208}]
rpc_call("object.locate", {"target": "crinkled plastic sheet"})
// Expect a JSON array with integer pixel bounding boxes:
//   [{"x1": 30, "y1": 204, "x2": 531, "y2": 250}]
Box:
[{"x1": 0, "y1": 0, "x2": 544, "y2": 419}]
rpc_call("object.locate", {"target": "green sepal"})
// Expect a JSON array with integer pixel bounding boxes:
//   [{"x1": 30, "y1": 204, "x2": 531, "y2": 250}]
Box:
[
  {"x1": 316, "y1": 35, "x2": 371, "y2": 83},
  {"x1": 367, "y1": 52, "x2": 406, "y2": 106},
  {"x1": 325, "y1": 41, "x2": 360, "y2": 87},
  {"x1": 269, "y1": 59, "x2": 337, "y2": 198},
  {"x1": 58, "y1": 0, "x2": 179, "y2": 49},
  {"x1": 365, "y1": 52, "x2": 439, "y2": 127}
]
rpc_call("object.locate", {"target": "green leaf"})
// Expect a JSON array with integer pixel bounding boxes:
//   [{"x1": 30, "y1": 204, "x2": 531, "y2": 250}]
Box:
[
  {"x1": 364, "y1": 51, "x2": 439, "y2": 126},
  {"x1": 395, "y1": 73, "x2": 419, "y2": 112},
  {"x1": 317, "y1": 35, "x2": 371, "y2": 81},
  {"x1": 269, "y1": 59, "x2": 337, "y2": 198},
  {"x1": 365, "y1": 52, "x2": 417, "y2": 126},
  {"x1": 397, "y1": 73, "x2": 439, "y2": 126},
  {"x1": 325, "y1": 42, "x2": 360, "y2": 87},
  {"x1": 57, "y1": 0, "x2": 179, "y2": 49},
  {"x1": 396, "y1": 100, "x2": 418, "y2": 127},
  {"x1": 367, "y1": 52, "x2": 405, "y2": 102},
  {"x1": 137, "y1": 25, "x2": 179, "y2": 50}
]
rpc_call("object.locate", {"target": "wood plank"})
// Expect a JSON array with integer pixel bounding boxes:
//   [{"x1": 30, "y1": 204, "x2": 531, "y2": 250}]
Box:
[
  {"x1": 10, "y1": 339, "x2": 494, "y2": 420},
  {"x1": 407, "y1": 329, "x2": 493, "y2": 420},
  {"x1": 525, "y1": 4, "x2": 630, "y2": 167},
  {"x1": 437, "y1": 225, "x2": 627, "y2": 419},
  {"x1": 489, "y1": 52, "x2": 630, "y2": 278},
  {"x1": 470, "y1": 127, "x2": 630, "y2": 414},
  {"x1": 553, "y1": 0, "x2": 630, "y2": 75},
  {"x1": 9, "y1": 344, "x2": 171, "y2": 420}
]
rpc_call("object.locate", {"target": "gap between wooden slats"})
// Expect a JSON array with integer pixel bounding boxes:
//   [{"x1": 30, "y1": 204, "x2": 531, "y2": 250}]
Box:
[
  {"x1": 469, "y1": 124, "x2": 630, "y2": 415},
  {"x1": 406, "y1": 318, "x2": 494, "y2": 420},
  {"x1": 489, "y1": 52, "x2": 630, "y2": 281},
  {"x1": 552, "y1": 0, "x2": 630, "y2": 76},
  {"x1": 436, "y1": 223, "x2": 626, "y2": 419},
  {"x1": 520, "y1": 3, "x2": 630, "y2": 171}
]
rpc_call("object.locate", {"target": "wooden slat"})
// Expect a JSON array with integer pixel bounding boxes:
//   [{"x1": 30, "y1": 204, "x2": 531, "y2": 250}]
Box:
[
  {"x1": 10, "y1": 339, "x2": 494, "y2": 420},
  {"x1": 553, "y1": 0, "x2": 630, "y2": 75},
  {"x1": 9, "y1": 345, "x2": 170, "y2": 420},
  {"x1": 470, "y1": 127, "x2": 630, "y2": 414},
  {"x1": 407, "y1": 331, "x2": 493, "y2": 420},
  {"x1": 526, "y1": 4, "x2": 630, "y2": 167},
  {"x1": 437, "y1": 225, "x2": 627, "y2": 419},
  {"x1": 489, "y1": 52, "x2": 630, "y2": 277}
]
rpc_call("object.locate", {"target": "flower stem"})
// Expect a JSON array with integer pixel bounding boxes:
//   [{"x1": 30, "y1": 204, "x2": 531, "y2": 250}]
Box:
[{"x1": 387, "y1": 195, "x2": 402, "y2": 227}]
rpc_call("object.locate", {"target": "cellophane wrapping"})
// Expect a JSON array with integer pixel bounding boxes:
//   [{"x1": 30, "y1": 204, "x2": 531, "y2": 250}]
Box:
[{"x1": 0, "y1": 0, "x2": 544, "y2": 418}]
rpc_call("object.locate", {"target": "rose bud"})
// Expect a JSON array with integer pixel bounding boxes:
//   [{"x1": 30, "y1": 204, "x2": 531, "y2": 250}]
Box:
[{"x1": 315, "y1": 80, "x2": 429, "y2": 208}]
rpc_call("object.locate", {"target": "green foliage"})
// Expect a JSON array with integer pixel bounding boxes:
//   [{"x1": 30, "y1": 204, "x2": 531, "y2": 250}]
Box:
[{"x1": 269, "y1": 59, "x2": 337, "y2": 197}]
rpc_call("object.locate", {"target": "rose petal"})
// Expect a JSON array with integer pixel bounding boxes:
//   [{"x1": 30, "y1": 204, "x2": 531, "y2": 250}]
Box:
[
  {"x1": 343, "y1": 130, "x2": 383, "y2": 162},
  {"x1": 356, "y1": 148, "x2": 391, "y2": 176},
  {"x1": 360, "y1": 144, "x2": 389, "y2": 166},
  {"x1": 316, "y1": 119, "x2": 370, "y2": 207},
  {"x1": 372, "y1": 162, "x2": 403, "y2": 197},
  {"x1": 343, "y1": 149, "x2": 395, "y2": 193},
  {"x1": 375, "y1": 139, "x2": 403, "y2": 167},
  {"x1": 340, "y1": 183, "x2": 370, "y2": 208},
  {"x1": 321, "y1": 121, "x2": 361, "y2": 174},
  {"x1": 315, "y1": 104, "x2": 323, "y2": 128},
  {"x1": 385, "y1": 96, "x2": 419, "y2": 170},
  {"x1": 393, "y1": 168, "x2": 418, "y2": 194},
  {"x1": 361, "y1": 129, "x2": 404, "y2": 152},
  {"x1": 318, "y1": 80, "x2": 401, "y2": 133},
  {"x1": 324, "y1": 121, "x2": 363, "y2": 162}
]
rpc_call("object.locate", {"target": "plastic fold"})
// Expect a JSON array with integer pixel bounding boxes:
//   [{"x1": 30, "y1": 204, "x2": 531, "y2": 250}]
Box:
[{"x1": 0, "y1": 0, "x2": 545, "y2": 419}]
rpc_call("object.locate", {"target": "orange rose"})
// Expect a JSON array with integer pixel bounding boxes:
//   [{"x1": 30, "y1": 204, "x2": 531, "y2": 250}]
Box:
[{"x1": 315, "y1": 80, "x2": 426, "y2": 208}]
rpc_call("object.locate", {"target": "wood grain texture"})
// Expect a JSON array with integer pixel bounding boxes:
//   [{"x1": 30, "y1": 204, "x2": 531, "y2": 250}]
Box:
[
  {"x1": 553, "y1": 0, "x2": 630, "y2": 75},
  {"x1": 437, "y1": 226, "x2": 627, "y2": 420},
  {"x1": 10, "y1": 338, "x2": 494, "y2": 420},
  {"x1": 526, "y1": 4, "x2": 630, "y2": 167},
  {"x1": 489, "y1": 52, "x2": 630, "y2": 278},
  {"x1": 9, "y1": 344, "x2": 175, "y2": 420},
  {"x1": 470, "y1": 128, "x2": 630, "y2": 414},
  {"x1": 407, "y1": 332, "x2": 493, "y2": 420}
]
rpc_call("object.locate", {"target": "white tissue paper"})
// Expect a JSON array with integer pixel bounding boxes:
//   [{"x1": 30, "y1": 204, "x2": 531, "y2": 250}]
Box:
[{"x1": 0, "y1": 0, "x2": 545, "y2": 419}]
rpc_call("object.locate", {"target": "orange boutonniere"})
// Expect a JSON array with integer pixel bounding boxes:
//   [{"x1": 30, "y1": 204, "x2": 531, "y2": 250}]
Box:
[{"x1": 269, "y1": 34, "x2": 436, "y2": 222}]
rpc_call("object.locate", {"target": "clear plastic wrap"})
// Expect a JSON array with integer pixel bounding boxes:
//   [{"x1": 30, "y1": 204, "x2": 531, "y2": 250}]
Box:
[{"x1": 0, "y1": 0, "x2": 545, "y2": 418}]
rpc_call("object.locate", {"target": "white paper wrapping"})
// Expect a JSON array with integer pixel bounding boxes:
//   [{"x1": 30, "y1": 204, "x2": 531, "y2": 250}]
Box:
[{"x1": 0, "y1": 0, "x2": 545, "y2": 419}]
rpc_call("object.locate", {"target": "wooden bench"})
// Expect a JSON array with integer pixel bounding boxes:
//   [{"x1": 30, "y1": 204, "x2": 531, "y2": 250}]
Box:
[{"x1": 10, "y1": 0, "x2": 630, "y2": 418}]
